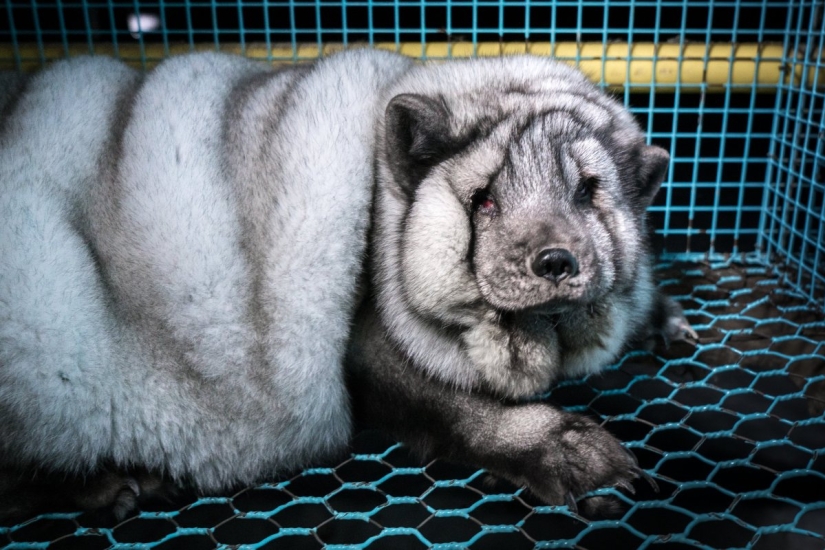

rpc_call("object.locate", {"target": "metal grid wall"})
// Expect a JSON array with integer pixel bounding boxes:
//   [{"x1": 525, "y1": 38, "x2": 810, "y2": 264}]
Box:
[
  {"x1": 760, "y1": 0, "x2": 825, "y2": 309},
  {"x1": 0, "y1": 1, "x2": 803, "y2": 57}
]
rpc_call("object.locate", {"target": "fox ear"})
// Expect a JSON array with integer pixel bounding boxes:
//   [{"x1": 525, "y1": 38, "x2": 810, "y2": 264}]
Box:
[
  {"x1": 636, "y1": 145, "x2": 670, "y2": 207},
  {"x1": 385, "y1": 93, "x2": 454, "y2": 193}
]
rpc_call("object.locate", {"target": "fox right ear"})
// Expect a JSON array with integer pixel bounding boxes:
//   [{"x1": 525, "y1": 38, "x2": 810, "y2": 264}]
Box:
[
  {"x1": 635, "y1": 144, "x2": 670, "y2": 208},
  {"x1": 385, "y1": 93, "x2": 454, "y2": 193}
]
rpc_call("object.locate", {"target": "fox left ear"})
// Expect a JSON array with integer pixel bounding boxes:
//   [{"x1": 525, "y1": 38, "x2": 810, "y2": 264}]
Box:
[
  {"x1": 385, "y1": 93, "x2": 454, "y2": 194},
  {"x1": 636, "y1": 145, "x2": 670, "y2": 207}
]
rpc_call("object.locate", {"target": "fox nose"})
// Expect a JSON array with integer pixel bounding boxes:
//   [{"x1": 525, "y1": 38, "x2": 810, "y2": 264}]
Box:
[{"x1": 531, "y1": 248, "x2": 578, "y2": 282}]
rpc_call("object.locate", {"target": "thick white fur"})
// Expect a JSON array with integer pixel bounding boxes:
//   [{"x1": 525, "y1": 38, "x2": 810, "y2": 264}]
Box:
[{"x1": 0, "y1": 50, "x2": 410, "y2": 490}]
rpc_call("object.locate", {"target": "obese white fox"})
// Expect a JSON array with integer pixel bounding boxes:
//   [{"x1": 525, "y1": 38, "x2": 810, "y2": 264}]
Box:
[{"x1": 0, "y1": 50, "x2": 694, "y2": 518}]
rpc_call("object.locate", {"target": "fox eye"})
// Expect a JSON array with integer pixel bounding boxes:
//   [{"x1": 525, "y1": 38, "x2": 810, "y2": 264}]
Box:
[
  {"x1": 576, "y1": 175, "x2": 598, "y2": 204},
  {"x1": 472, "y1": 188, "x2": 497, "y2": 215}
]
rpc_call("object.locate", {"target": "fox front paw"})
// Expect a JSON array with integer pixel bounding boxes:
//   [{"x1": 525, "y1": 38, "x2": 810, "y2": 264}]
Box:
[
  {"x1": 0, "y1": 467, "x2": 176, "y2": 524},
  {"x1": 488, "y1": 407, "x2": 655, "y2": 514}
]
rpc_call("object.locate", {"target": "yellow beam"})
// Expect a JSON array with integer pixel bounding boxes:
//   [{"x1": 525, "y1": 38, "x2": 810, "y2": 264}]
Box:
[{"x1": 1, "y1": 41, "x2": 821, "y2": 91}]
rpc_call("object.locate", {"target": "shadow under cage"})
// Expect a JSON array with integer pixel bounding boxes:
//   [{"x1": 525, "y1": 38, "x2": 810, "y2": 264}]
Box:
[{"x1": 1, "y1": 0, "x2": 824, "y2": 548}]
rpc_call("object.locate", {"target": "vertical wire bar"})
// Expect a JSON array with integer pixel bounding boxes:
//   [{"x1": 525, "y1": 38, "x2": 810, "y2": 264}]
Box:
[
  {"x1": 106, "y1": 0, "x2": 121, "y2": 59},
  {"x1": 574, "y1": 0, "x2": 582, "y2": 68},
  {"x1": 686, "y1": 96, "x2": 704, "y2": 253},
  {"x1": 621, "y1": 0, "x2": 633, "y2": 106},
  {"x1": 674, "y1": 0, "x2": 694, "y2": 253},
  {"x1": 710, "y1": 7, "x2": 736, "y2": 256},
  {"x1": 131, "y1": 0, "x2": 147, "y2": 67},
  {"x1": 666, "y1": 2, "x2": 687, "y2": 251},
  {"x1": 734, "y1": 0, "x2": 770, "y2": 257},
  {"x1": 761, "y1": 1, "x2": 797, "y2": 260},
  {"x1": 29, "y1": 0, "x2": 46, "y2": 65},
  {"x1": 790, "y1": 9, "x2": 815, "y2": 292},
  {"x1": 342, "y1": 0, "x2": 349, "y2": 47},
  {"x1": 655, "y1": 2, "x2": 677, "y2": 248},
  {"x1": 160, "y1": 0, "x2": 170, "y2": 59},
  {"x1": 315, "y1": 0, "x2": 323, "y2": 56},
  {"x1": 471, "y1": 0, "x2": 477, "y2": 56},
  {"x1": 446, "y1": 0, "x2": 452, "y2": 57},
  {"x1": 81, "y1": 0, "x2": 94, "y2": 58},
  {"x1": 498, "y1": 0, "x2": 504, "y2": 39},
  {"x1": 368, "y1": 0, "x2": 375, "y2": 46},
  {"x1": 625, "y1": 1, "x2": 635, "y2": 106},
  {"x1": 524, "y1": 0, "x2": 530, "y2": 42},
  {"x1": 237, "y1": 0, "x2": 246, "y2": 55},
  {"x1": 55, "y1": 0, "x2": 69, "y2": 58},
  {"x1": 394, "y1": 0, "x2": 400, "y2": 52},
  {"x1": 781, "y1": 2, "x2": 812, "y2": 268},
  {"x1": 185, "y1": 0, "x2": 194, "y2": 51},
  {"x1": 798, "y1": 2, "x2": 824, "y2": 301},
  {"x1": 263, "y1": 0, "x2": 272, "y2": 61},
  {"x1": 817, "y1": 182, "x2": 825, "y2": 308},
  {"x1": 289, "y1": 0, "x2": 298, "y2": 60},
  {"x1": 600, "y1": 0, "x2": 607, "y2": 91},
  {"x1": 814, "y1": 113, "x2": 825, "y2": 308},
  {"x1": 809, "y1": 7, "x2": 825, "y2": 307},
  {"x1": 419, "y1": 0, "x2": 425, "y2": 58},
  {"x1": 798, "y1": 4, "x2": 825, "y2": 299},
  {"x1": 773, "y1": 1, "x2": 805, "y2": 260},
  {"x1": 211, "y1": 0, "x2": 220, "y2": 51},
  {"x1": 4, "y1": 0, "x2": 21, "y2": 71}
]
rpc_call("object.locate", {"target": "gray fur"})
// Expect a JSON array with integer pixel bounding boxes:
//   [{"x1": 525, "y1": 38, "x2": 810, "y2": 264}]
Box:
[
  {"x1": 372, "y1": 57, "x2": 681, "y2": 397},
  {"x1": 0, "y1": 50, "x2": 694, "y2": 517}
]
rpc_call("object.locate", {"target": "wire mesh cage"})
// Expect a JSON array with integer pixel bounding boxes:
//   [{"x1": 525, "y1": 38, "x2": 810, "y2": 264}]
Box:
[{"x1": 1, "y1": 0, "x2": 824, "y2": 548}]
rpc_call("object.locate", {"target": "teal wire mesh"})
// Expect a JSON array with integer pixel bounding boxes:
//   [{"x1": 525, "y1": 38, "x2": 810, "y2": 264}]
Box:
[
  {"x1": 1, "y1": 0, "x2": 825, "y2": 548},
  {"x1": 1, "y1": 258, "x2": 823, "y2": 549},
  {"x1": 760, "y1": 1, "x2": 825, "y2": 310},
  {"x1": 0, "y1": 1, "x2": 803, "y2": 57}
]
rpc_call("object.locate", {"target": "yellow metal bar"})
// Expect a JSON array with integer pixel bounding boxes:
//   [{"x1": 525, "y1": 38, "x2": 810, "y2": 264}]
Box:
[{"x1": 1, "y1": 42, "x2": 821, "y2": 91}]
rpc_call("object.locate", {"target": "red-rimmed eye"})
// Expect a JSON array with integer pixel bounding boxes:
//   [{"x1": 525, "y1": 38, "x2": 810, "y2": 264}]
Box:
[{"x1": 472, "y1": 189, "x2": 497, "y2": 215}]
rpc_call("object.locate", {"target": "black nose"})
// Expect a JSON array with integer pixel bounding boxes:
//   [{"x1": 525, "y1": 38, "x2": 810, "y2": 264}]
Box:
[{"x1": 531, "y1": 248, "x2": 578, "y2": 282}]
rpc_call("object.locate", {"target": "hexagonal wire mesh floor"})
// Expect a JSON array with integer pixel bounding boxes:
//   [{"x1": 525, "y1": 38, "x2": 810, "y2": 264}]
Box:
[{"x1": 2, "y1": 256, "x2": 824, "y2": 549}]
